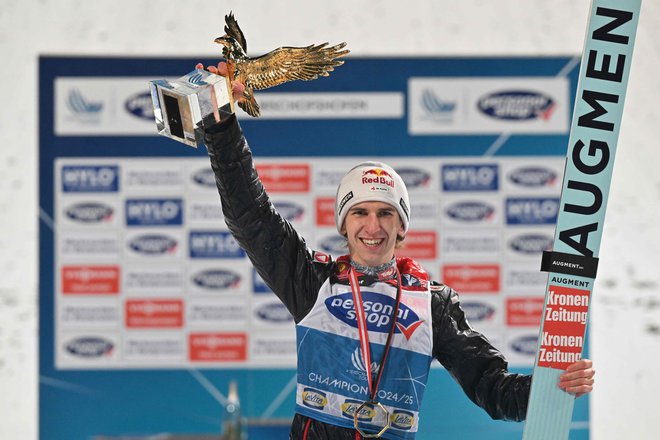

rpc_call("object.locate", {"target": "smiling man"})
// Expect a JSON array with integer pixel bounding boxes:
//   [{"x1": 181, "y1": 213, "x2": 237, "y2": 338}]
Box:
[{"x1": 201, "y1": 62, "x2": 594, "y2": 440}]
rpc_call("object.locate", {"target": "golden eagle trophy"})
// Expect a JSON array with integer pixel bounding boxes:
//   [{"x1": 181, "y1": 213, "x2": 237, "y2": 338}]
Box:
[{"x1": 150, "y1": 12, "x2": 349, "y2": 147}]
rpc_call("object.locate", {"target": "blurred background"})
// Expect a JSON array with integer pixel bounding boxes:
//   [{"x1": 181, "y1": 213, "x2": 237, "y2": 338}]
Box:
[{"x1": 1, "y1": 0, "x2": 659, "y2": 438}]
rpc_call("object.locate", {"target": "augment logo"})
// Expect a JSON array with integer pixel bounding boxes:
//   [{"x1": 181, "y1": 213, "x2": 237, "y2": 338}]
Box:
[{"x1": 325, "y1": 292, "x2": 424, "y2": 340}]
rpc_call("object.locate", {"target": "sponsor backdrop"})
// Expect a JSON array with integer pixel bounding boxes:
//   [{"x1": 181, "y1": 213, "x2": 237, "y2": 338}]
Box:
[{"x1": 39, "y1": 56, "x2": 588, "y2": 439}]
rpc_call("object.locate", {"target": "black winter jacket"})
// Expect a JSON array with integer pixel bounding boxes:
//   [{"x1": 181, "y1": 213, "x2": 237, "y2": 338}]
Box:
[{"x1": 204, "y1": 115, "x2": 531, "y2": 440}]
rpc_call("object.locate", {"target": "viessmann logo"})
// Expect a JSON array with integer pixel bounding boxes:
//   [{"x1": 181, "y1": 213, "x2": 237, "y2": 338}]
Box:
[
  {"x1": 478, "y1": 90, "x2": 555, "y2": 121},
  {"x1": 325, "y1": 292, "x2": 424, "y2": 340}
]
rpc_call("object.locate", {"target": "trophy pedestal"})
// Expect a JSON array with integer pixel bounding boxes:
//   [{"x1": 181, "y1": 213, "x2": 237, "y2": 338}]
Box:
[{"x1": 150, "y1": 70, "x2": 234, "y2": 148}]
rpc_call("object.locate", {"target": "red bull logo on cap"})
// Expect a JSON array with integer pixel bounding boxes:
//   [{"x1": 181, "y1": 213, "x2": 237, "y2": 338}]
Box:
[{"x1": 362, "y1": 168, "x2": 394, "y2": 188}]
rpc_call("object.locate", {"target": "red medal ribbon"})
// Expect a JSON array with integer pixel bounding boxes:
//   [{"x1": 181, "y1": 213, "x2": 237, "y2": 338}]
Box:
[{"x1": 348, "y1": 267, "x2": 402, "y2": 401}]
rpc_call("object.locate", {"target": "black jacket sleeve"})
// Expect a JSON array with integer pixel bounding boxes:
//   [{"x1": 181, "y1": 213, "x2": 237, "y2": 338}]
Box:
[
  {"x1": 431, "y1": 284, "x2": 531, "y2": 421},
  {"x1": 203, "y1": 115, "x2": 333, "y2": 322}
]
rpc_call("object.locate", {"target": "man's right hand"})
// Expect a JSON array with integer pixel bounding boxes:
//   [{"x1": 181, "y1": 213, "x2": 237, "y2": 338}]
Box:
[{"x1": 195, "y1": 62, "x2": 245, "y2": 102}]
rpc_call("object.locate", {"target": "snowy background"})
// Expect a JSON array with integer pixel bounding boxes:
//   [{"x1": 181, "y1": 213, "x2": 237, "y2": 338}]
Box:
[{"x1": 1, "y1": 0, "x2": 659, "y2": 438}]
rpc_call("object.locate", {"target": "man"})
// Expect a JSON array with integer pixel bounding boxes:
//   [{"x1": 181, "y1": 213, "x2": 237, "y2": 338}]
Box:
[{"x1": 199, "y1": 62, "x2": 595, "y2": 440}]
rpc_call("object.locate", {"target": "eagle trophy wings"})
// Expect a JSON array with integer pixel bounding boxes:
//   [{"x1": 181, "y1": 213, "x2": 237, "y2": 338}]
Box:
[{"x1": 214, "y1": 12, "x2": 349, "y2": 117}]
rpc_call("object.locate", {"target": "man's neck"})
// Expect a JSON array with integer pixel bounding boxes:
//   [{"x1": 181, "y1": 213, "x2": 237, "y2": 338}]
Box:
[{"x1": 350, "y1": 257, "x2": 397, "y2": 281}]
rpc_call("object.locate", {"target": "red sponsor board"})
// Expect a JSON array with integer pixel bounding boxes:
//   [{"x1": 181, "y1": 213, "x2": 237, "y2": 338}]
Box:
[
  {"x1": 256, "y1": 164, "x2": 310, "y2": 193},
  {"x1": 315, "y1": 197, "x2": 336, "y2": 226},
  {"x1": 537, "y1": 285, "x2": 590, "y2": 370},
  {"x1": 125, "y1": 299, "x2": 184, "y2": 328},
  {"x1": 506, "y1": 297, "x2": 545, "y2": 327},
  {"x1": 442, "y1": 264, "x2": 500, "y2": 293},
  {"x1": 401, "y1": 231, "x2": 437, "y2": 260},
  {"x1": 61, "y1": 265, "x2": 120, "y2": 295},
  {"x1": 189, "y1": 332, "x2": 247, "y2": 362}
]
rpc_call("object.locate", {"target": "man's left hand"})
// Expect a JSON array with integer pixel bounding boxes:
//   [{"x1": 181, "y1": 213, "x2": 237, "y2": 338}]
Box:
[{"x1": 559, "y1": 359, "x2": 595, "y2": 398}]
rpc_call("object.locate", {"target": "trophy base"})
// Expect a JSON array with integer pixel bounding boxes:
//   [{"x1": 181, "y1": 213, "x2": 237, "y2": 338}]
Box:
[{"x1": 150, "y1": 70, "x2": 234, "y2": 148}]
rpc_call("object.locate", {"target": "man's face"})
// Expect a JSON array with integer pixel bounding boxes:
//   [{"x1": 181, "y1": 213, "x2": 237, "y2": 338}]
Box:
[{"x1": 340, "y1": 201, "x2": 404, "y2": 267}]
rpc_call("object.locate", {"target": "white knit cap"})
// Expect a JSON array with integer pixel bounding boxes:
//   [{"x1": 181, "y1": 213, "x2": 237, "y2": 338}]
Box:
[{"x1": 335, "y1": 161, "x2": 410, "y2": 234}]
